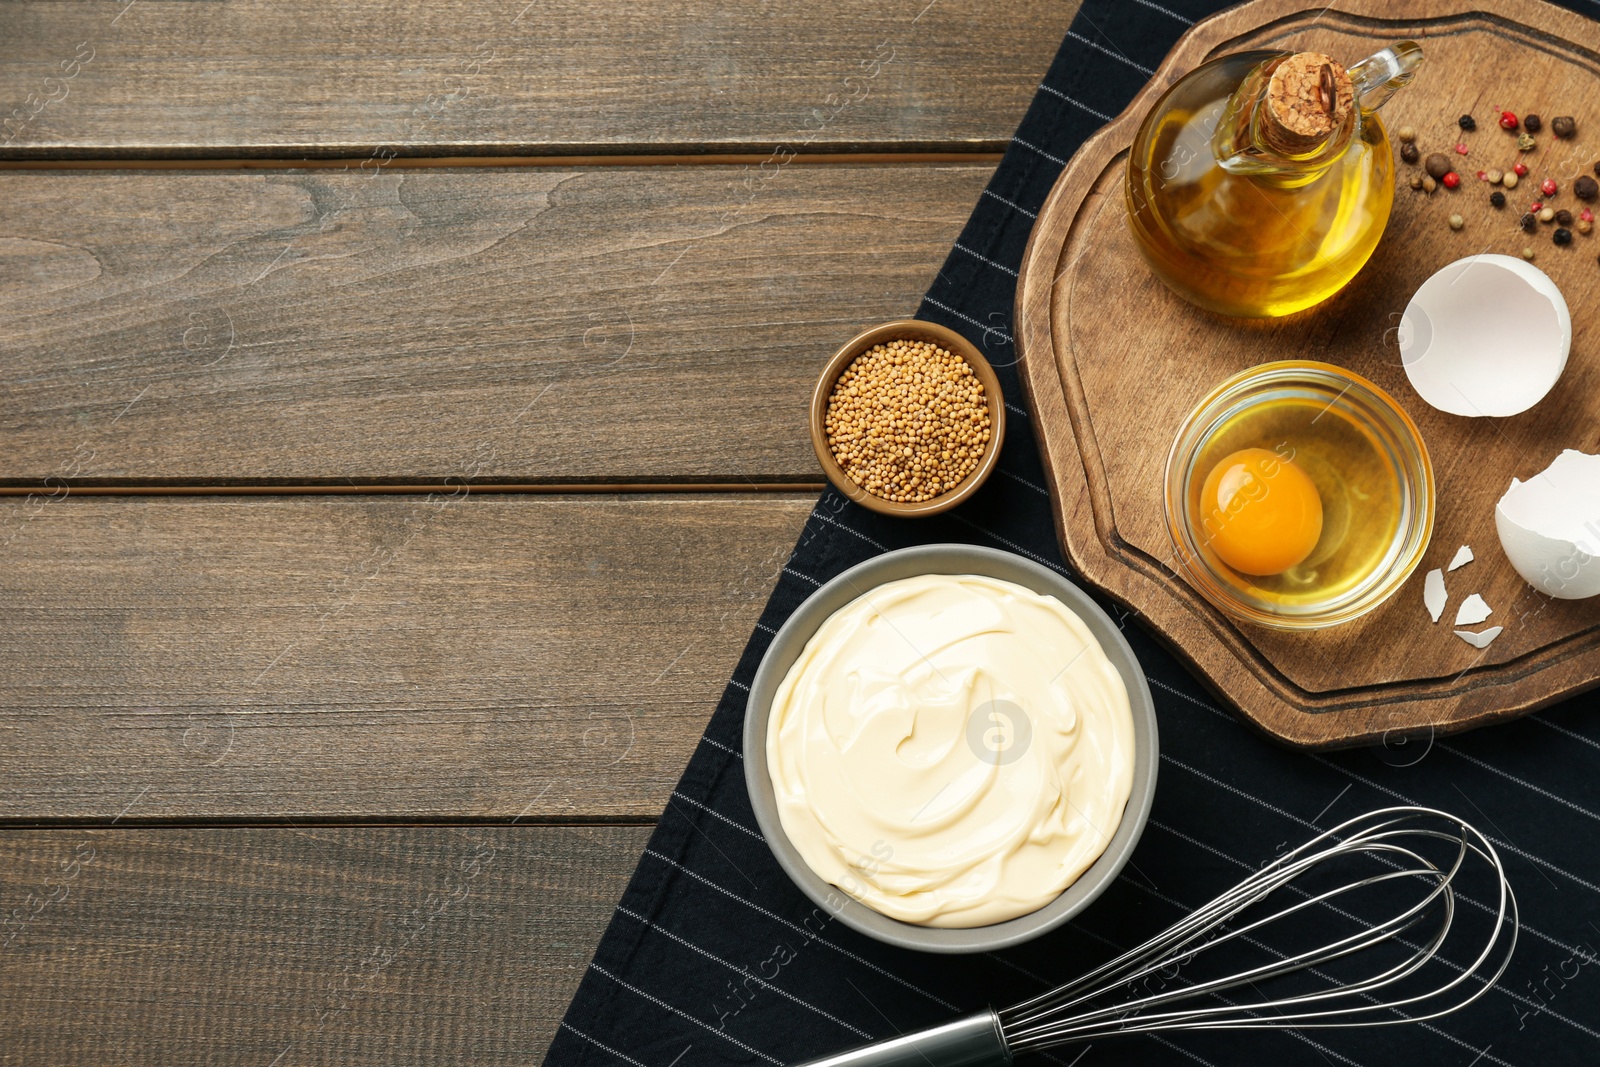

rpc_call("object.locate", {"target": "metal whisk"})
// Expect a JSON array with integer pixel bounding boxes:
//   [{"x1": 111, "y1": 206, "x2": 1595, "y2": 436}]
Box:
[{"x1": 798, "y1": 806, "x2": 1518, "y2": 1066}]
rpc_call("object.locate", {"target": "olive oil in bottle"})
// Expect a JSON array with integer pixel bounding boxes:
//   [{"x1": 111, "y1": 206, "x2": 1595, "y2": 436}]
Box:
[{"x1": 1126, "y1": 44, "x2": 1423, "y2": 318}]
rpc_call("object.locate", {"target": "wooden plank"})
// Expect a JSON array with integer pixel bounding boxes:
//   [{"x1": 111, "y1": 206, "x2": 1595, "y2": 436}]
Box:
[
  {"x1": 0, "y1": 824, "x2": 648, "y2": 1064},
  {"x1": 0, "y1": 162, "x2": 991, "y2": 486},
  {"x1": 0, "y1": 494, "x2": 811, "y2": 821},
  {"x1": 0, "y1": 0, "x2": 1081, "y2": 158}
]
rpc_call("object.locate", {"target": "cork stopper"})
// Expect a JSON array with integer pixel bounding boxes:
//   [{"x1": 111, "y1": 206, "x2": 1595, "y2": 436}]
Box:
[{"x1": 1262, "y1": 52, "x2": 1354, "y2": 154}]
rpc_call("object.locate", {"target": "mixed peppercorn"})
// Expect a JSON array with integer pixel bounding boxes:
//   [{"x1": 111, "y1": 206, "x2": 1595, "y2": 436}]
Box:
[{"x1": 1398, "y1": 108, "x2": 1595, "y2": 266}]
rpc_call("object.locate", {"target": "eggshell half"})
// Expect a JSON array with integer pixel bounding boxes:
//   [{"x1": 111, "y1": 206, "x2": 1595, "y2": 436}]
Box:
[
  {"x1": 1399, "y1": 255, "x2": 1570, "y2": 417},
  {"x1": 1496, "y1": 450, "x2": 1600, "y2": 600}
]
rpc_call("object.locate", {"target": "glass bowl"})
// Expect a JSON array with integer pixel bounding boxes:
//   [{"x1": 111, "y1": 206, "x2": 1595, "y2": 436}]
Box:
[{"x1": 1164, "y1": 361, "x2": 1434, "y2": 630}]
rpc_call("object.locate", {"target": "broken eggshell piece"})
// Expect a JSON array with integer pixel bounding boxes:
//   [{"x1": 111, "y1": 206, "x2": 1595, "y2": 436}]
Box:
[
  {"x1": 1454, "y1": 593, "x2": 1492, "y2": 626},
  {"x1": 1399, "y1": 255, "x2": 1570, "y2": 417},
  {"x1": 1496, "y1": 450, "x2": 1600, "y2": 599},
  {"x1": 1455, "y1": 626, "x2": 1503, "y2": 649},
  {"x1": 1423, "y1": 568, "x2": 1447, "y2": 622}
]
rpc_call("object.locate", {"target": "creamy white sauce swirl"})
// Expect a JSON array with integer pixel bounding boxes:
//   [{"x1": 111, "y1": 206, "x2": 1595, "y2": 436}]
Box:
[{"x1": 767, "y1": 573, "x2": 1136, "y2": 928}]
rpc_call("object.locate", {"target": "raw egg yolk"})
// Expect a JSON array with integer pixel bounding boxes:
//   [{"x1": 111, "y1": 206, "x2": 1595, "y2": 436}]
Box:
[{"x1": 1199, "y1": 447, "x2": 1323, "y2": 576}]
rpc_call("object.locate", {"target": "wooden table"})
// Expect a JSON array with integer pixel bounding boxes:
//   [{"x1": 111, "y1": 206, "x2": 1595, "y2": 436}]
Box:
[{"x1": 0, "y1": 2, "x2": 1081, "y2": 1059}]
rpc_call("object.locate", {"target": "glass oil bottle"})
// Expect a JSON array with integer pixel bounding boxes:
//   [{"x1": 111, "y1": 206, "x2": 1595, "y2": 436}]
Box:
[{"x1": 1126, "y1": 43, "x2": 1423, "y2": 318}]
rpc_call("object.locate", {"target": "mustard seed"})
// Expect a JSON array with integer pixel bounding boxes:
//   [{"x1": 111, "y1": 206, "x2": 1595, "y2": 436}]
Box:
[{"x1": 824, "y1": 340, "x2": 991, "y2": 505}]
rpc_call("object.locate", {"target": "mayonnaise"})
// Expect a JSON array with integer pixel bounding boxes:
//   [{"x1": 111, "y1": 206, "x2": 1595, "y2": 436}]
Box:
[{"x1": 766, "y1": 573, "x2": 1136, "y2": 928}]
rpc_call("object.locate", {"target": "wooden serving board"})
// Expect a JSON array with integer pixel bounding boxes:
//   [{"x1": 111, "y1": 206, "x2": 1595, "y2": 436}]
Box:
[{"x1": 1016, "y1": 0, "x2": 1600, "y2": 748}]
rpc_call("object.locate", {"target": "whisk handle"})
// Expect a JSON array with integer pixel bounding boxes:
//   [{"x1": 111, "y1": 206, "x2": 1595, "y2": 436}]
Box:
[{"x1": 793, "y1": 1010, "x2": 1011, "y2": 1067}]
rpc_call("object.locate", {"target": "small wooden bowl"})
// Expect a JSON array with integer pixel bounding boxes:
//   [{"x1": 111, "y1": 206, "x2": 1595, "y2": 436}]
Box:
[{"x1": 809, "y1": 320, "x2": 1006, "y2": 518}]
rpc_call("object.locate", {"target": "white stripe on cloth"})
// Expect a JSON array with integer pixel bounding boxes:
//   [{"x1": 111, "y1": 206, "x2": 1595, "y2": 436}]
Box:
[
  {"x1": 920, "y1": 295, "x2": 1013, "y2": 345},
  {"x1": 948, "y1": 513, "x2": 1071, "y2": 575},
  {"x1": 1530, "y1": 714, "x2": 1600, "y2": 754},
  {"x1": 1437, "y1": 742, "x2": 1600, "y2": 825},
  {"x1": 616, "y1": 905, "x2": 875, "y2": 1039},
  {"x1": 589, "y1": 962, "x2": 783, "y2": 1064},
  {"x1": 953, "y1": 242, "x2": 1020, "y2": 277},
  {"x1": 1130, "y1": 0, "x2": 1195, "y2": 23},
  {"x1": 702, "y1": 735, "x2": 743, "y2": 759},
  {"x1": 641, "y1": 848, "x2": 959, "y2": 1011},
  {"x1": 998, "y1": 468, "x2": 1050, "y2": 496},
  {"x1": 807, "y1": 509, "x2": 887, "y2": 551},
  {"x1": 1144, "y1": 674, "x2": 1600, "y2": 900},
  {"x1": 671, "y1": 790, "x2": 763, "y2": 839},
  {"x1": 982, "y1": 189, "x2": 1037, "y2": 219},
  {"x1": 1036, "y1": 83, "x2": 1115, "y2": 122},
  {"x1": 1011, "y1": 136, "x2": 1069, "y2": 166},
  {"x1": 558, "y1": 1021, "x2": 653, "y2": 1067},
  {"x1": 782, "y1": 565, "x2": 822, "y2": 587},
  {"x1": 1064, "y1": 30, "x2": 1157, "y2": 75}
]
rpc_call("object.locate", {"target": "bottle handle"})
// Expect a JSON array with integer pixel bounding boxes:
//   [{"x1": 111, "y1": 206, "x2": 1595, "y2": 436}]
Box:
[{"x1": 1348, "y1": 41, "x2": 1423, "y2": 114}]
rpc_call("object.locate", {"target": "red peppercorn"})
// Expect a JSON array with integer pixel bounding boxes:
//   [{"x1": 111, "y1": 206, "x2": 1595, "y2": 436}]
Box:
[
  {"x1": 1499, "y1": 111, "x2": 1519, "y2": 130},
  {"x1": 1455, "y1": 143, "x2": 1469, "y2": 155},
  {"x1": 1584, "y1": 209, "x2": 1596, "y2": 222},
  {"x1": 1477, "y1": 170, "x2": 1488, "y2": 181},
  {"x1": 1542, "y1": 178, "x2": 1559, "y2": 196},
  {"x1": 1531, "y1": 201, "x2": 1544, "y2": 212},
  {"x1": 1442, "y1": 171, "x2": 1461, "y2": 189},
  {"x1": 1514, "y1": 163, "x2": 1529, "y2": 177}
]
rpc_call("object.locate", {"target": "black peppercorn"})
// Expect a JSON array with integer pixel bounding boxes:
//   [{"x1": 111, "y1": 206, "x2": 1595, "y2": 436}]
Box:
[
  {"x1": 1554, "y1": 227, "x2": 1573, "y2": 246},
  {"x1": 1576, "y1": 176, "x2": 1599, "y2": 202},
  {"x1": 1556, "y1": 209, "x2": 1574, "y2": 226},
  {"x1": 1524, "y1": 114, "x2": 1543, "y2": 133},
  {"x1": 1552, "y1": 115, "x2": 1577, "y2": 139},
  {"x1": 1490, "y1": 191, "x2": 1506, "y2": 208},
  {"x1": 1521, "y1": 213, "x2": 1538, "y2": 232},
  {"x1": 1458, "y1": 114, "x2": 1477, "y2": 131},
  {"x1": 1400, "y1": 141, "x2": 1420, "y2": 164}
]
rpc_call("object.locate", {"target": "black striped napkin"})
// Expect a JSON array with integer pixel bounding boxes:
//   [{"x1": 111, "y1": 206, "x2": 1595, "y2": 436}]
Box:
[{"x1": 547, "y1": 3, "x2": 1600, "y2": 1064}]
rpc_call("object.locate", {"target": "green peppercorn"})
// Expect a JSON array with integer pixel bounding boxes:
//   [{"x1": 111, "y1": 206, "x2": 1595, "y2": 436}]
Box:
[{"x1": 1518, "y1": 132, "x2": 1537, "y2": 152}]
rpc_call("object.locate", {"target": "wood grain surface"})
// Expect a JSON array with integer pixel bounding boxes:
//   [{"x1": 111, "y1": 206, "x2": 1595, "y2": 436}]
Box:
[
  {"x1": 0, "y1": 163, "x2": 990, "y2": 487},
  {"x1": 1016, "y1": 0, "x2": 1600, "y2": 747},
  {"x1": 0, "y1": 494, "x2": 810, "y2": 821},
  {"x1": 0, "y1": 0, "x2": 1080, "y2": 159},
  {"x1": 0, "y1": 824, "x2": 650, "y2": 1064}
]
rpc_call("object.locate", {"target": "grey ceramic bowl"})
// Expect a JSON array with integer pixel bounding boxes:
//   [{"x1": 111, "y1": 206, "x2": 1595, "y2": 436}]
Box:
[{"x1": 743, "y1": 544, "x2": 1158, "y2": 954}]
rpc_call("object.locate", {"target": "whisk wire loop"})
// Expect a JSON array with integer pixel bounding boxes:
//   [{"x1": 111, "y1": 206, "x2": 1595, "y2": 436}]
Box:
[{"x1": 794, "y1": 807, "x2": 1518, "y2": 1067}]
